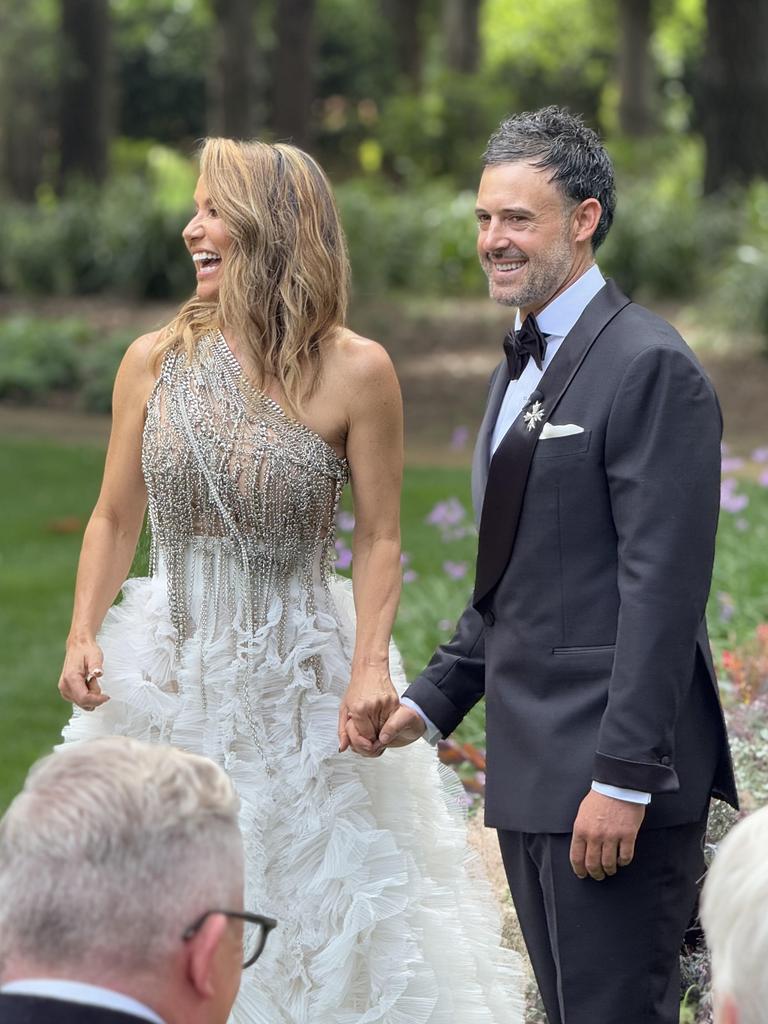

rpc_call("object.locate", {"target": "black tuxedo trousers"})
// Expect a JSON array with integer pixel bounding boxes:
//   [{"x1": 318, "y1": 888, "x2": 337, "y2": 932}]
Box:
[{"x1": 403, "y1": 281, "x2": 737, "y2": 1023}]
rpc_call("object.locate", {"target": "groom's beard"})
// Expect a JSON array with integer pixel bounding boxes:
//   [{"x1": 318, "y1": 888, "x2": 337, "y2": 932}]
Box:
[{"x1": 481, "y1": 233, "x2": 574, "y2": 311}]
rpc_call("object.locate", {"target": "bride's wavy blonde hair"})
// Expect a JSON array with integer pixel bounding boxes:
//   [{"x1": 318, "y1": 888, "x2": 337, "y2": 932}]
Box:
[{"x1": 152, "y1": 138, "x2": 350, "y2": 412}]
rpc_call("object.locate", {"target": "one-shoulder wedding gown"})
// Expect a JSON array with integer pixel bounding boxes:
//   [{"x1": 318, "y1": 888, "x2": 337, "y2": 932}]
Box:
[{"x1": 62, "y1": 332, "x2": 524, "y2": 1024}]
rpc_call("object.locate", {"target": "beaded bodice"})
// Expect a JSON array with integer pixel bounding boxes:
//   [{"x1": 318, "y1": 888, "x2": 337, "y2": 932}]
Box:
[{"x1": 142, "y1": 331, "x2": 349, "y2": 648}]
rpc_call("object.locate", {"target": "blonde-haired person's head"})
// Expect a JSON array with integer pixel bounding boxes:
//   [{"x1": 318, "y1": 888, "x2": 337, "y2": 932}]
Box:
[
  {"x1": 157, "y1": 138, "x2": 350, "y2": 413},
  {"x1": 701, "y1": 805, "x2": 768, "y2": 1024}
]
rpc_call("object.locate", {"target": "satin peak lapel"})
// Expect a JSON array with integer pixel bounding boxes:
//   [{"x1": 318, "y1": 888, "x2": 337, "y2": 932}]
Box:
[
  {"x1": 473, "y1": 279, "x2": 631, "y2": 610},
  {"x1": 471, "y1": 362, "x2": 508, "y2": 523}
]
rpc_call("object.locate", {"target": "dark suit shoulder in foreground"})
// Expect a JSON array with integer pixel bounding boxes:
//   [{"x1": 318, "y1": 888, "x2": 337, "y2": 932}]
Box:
[{"x1": 0, "y1": 993, "x2": 153, "y2": 1024}]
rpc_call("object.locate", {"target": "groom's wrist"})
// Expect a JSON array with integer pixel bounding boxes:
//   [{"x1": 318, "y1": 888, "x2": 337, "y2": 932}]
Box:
[
  {"x1": 399, "y1": 698, "x2": 440, "y2": 745},
  {"x1": 591, "y1": 781, "x2": 652, "y2": 805}
]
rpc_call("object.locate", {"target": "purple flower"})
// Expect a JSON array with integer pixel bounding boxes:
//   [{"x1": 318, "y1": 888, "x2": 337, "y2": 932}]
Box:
[
  {"x1": 403, "y1": 569, "x2": 418, "y2": 584},
  {"x1": 717, "y1": 592, "x2": 735, "y2": 623},
  {"x1": 759, "y1": 470, "x2": 768, "y2": 488},
  {"x1": 443, "y1": 560, "x2": 468, "y2": 580},
  {"x1": 751, "y1": 447, "x2": 768, "y2": 463},
  {"x1": 450, "y1": 426, "x2": 470, "y2": 451},
  {"x1": 721, "y1": 457, "x2": 745, "y2": 474},
  {"x1": 336, "y1": 511, "x2": 355, "y2": 532},
  {"x1": 720, "y1": 480, "x2": 749, "y2": 513},
  {"x1": 400, "y1": 552, "x2": 411, "y2": 565},
  {"x1": 334, "y1": 539, "x2": 353, "y2": 570},
  {"x1": 426, "y1": 498, "x2": 467, "y2": 528}
]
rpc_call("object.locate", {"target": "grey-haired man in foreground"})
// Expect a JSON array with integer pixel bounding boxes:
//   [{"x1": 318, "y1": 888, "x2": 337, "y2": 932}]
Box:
[{"x1": 0, "y1": 736, "x2": 274, "y2": 1024}]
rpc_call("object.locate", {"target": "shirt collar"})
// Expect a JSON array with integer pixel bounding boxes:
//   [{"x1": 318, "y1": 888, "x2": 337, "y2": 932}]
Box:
[
  {"x1": 514, "y1": 264, "x2": 605, "y2": 337},
  {"x1": 1, "y1": 979, "x2": 166, "y2": 1024}
]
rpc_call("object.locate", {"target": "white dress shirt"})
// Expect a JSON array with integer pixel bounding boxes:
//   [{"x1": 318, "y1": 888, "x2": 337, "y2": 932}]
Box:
[
  {"x1": 0, "y1": 979, "x2": 166, "y2": 1024},
  {"x1": 403, "y1": 264, "x2": 651, "y2": 806}
]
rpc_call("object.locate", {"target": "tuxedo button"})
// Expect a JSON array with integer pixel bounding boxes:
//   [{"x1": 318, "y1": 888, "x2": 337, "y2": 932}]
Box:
[
  {"x1": 660, "y1": 755, "x2": 672, "y2": 766},
  {"x1": 483, "y1": 611, "x2": 495, "y2": 627}
]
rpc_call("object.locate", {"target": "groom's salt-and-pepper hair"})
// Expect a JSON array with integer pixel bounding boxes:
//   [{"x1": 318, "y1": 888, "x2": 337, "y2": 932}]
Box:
[
  {"x1": 0, "y1": 736, "x2": 242, "y2": 974},
  {"x1": 483, "y1": 105, "x2": 617, "y2": 250}
]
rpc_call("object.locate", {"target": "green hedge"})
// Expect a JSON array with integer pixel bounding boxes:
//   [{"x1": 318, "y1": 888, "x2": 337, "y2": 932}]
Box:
[
  {"x1": 0, "y1": 317, "x2": 132, "y2": 411},
  {"x1": 1, "y1": 145, "x2": 766, "y2": 348}
]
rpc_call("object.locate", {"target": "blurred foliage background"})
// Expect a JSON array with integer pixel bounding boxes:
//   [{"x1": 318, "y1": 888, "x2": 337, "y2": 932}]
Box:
[{"x1": 0, "y1": 0, "x2": 767, "y2": 342}]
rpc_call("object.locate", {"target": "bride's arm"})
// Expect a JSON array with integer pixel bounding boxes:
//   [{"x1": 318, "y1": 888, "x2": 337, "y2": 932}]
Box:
[
  {"x1": 335, "y1": 336, "x2": 404, "y2": 755},
  {"x1": 58, "y1": 333, "x2": 158, "y2": 710}
]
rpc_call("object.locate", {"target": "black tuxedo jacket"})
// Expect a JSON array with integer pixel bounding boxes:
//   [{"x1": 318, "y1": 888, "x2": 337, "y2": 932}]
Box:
[
  {"x1": 404, "y1": 280, "x2": 738, "y2": 833},
  {"x1": 0, "y1": 993, "x2": 152, "y2": 1023}
]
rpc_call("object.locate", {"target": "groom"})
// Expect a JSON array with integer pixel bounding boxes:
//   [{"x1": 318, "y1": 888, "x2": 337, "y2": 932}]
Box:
[{"x1": 373, "y1": 107, "x2": 738, "y2": 1023}]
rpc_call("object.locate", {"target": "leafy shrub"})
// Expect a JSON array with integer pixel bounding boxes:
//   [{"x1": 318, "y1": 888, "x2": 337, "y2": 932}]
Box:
[
  {"x1": 708, "y1": 182, "x2": 768, "y2": 351},
  {"x1": 601, "y1": 180, "x2": 738, "y2": 299},
  {"x1": 0, "y1": 317, "x2": 86, "y2": 399},
  {"x1": 0, "y1": 146, "x2": 193, "y2": 300},
  {"x1": 337, "y1": 180, "x2": 483, "y2": 298},
  {"x1": 78, "y1": 331, "x2": 134, "y2": 412},
  {"x1": 0, "y1": 316, "x2": 132, "y2": 408}
]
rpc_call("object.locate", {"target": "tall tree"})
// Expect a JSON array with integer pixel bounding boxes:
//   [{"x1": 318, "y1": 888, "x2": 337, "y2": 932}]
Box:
[
  {"x1": 271, "y1": 0, "x2": 316, "y2": 147},
  {"x1": 0, "y1": 4, "x2": 56, "y2": 200},
  {"x1": 58, "y1": 0, "x2": 111, "y2": 190},
  {"x1": 699, "y1": 0, "x2": 768, "y2": 193},
  {"x1": 382, "y1": 0, "x2": 426, "y2": 89},
  {"x1": 208, "y1": 0, "x2": 257, "y2": 138},
  {"x1": 617, "y1": 0, "x2": 654, "y2": 135},
  {"x1": 443, "y1": 0, "x2": 482, "y2": 74}
]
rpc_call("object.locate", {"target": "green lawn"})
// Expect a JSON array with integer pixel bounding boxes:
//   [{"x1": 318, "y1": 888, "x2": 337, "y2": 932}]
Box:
[{"x1": 1, "y1": 436, "x2": 767, "y2": 810}]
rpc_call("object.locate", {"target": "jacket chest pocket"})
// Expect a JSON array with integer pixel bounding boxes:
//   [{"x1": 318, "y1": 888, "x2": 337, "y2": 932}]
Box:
[{"x1": 534, "y1": 428, "x2": 592, "y2": 460}]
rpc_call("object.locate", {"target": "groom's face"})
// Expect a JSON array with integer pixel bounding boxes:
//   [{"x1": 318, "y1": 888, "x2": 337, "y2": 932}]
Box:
[{"x1": 475, "y1": 161, "x2": 583, "y2": 315}]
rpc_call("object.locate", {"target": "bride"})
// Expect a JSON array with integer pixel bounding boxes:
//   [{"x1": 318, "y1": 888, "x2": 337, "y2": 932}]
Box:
[{"x1": 57, "y1": 138, "x2": 523, "y2": 1023}]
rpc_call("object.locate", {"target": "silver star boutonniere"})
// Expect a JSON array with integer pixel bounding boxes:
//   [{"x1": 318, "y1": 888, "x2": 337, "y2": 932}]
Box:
[{"x1": 524, "y1": 400, "x2": 545, "y2": 432}]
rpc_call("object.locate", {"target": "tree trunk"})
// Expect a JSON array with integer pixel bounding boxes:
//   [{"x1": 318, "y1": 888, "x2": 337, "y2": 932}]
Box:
[
  {"x1": 617, "y1": 0, "x2": 654, "y2": 136},
  {"x1": 382, "y1": 0, "x2": 425, "y2": 89},
  {"x1": 208, "y1": 0, "x2": 257, "y2": 138},
  {"x1": 58, "y1": 0, "x2": 110, "y2": 189},
  {"x1": 271, "y1": 0, "x2": 316, "y2": 148},
  {"x1": 700, "y1": 0, "x2": 768, "y2": 193},
  {"x1": 443, "y1": 0, "x2": 482, "y2": 74}
]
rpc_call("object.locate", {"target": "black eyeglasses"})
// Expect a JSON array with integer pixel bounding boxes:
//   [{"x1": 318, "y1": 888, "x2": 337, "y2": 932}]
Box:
[{"x1": 182, "y1": 910, "x2": 277, "y2": 968}]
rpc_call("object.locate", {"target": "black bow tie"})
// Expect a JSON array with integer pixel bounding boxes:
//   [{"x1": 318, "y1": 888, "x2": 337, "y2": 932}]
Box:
[{"x1": 503, "y1": 314, "x2": 548, "y2": 381}]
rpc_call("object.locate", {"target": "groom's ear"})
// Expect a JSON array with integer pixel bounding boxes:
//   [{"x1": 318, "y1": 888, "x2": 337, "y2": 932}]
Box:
[{"x1": 572, "y1": 198, "x2": 602, "y2": 245}]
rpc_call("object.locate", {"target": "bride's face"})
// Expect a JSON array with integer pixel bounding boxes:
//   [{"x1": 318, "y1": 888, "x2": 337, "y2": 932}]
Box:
[{"x1": 182, "y1": 177, "x2": 233, "y2": 301}]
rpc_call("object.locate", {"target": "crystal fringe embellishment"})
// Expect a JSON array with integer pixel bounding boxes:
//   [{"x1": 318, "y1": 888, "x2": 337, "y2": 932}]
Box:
[{"x1": 141, "y1": 333, "x2": 350, "y2": 766}]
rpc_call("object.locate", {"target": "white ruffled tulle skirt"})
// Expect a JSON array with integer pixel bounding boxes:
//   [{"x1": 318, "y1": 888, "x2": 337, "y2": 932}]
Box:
[{"x1": 62, "y1": 562, "x2": 524, "y2": 1024}]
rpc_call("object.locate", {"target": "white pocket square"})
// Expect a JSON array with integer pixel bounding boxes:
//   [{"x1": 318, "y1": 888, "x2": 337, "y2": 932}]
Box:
[{"x1": 540, "y1": 422, "x2": 585, "y2": 439}]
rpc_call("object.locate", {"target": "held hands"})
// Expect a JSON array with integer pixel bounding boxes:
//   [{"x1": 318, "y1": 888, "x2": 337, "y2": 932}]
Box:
[
  {"x1": 338, "y1": 668, "x2": 426, "y2": 757},
  {"x1": 338, "y1": 665, "x2": 401, "y2": 756},
  {"x1": 569, "y1": 789, "x2": 646, "y2": 881},
  {"x1": 58, "y1": 639, "x2": 110, "y2": 711}
]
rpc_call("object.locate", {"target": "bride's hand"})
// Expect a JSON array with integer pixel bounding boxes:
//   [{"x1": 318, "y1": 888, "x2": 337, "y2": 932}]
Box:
[
  {"x1": 58, "y1": 639, "x2": 110, "y2": 712},
  {"x1": 338, "y1": 666, "x2": 400, "y2": 757}
]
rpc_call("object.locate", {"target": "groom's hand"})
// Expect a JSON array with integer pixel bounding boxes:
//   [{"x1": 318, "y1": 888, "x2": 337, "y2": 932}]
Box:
[
  {"x1": 569, "y1": 790, "x2": 646, "y2": 881},
  {"x1": 378, "y1": 706, "x2": 427, "y2": 748},
  {"x1": 338, "y1": 667, "x2": 400, "y2": 756}
]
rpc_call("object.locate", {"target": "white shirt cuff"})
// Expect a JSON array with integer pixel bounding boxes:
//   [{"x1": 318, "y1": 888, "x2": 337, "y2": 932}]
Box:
[
  {"x1": 399, "y1": 697, "x2": 441, "y2": 745},
  {"x1": 591, "y1": 781, "x2": 652, "y2": 805}
]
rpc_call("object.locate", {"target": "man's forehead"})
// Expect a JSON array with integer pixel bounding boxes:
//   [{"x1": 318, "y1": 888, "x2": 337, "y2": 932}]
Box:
[{"x1": 476, "y1": 162, "x2": 561, "y2": 209}]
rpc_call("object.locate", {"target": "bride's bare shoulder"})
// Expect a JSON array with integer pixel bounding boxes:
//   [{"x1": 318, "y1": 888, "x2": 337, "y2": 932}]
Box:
[
  {"x1": 114, "y1": 331, "x2": 163, "y2": 408},
  {"x1": 325, "y1": 327, "x2": 399, "y2": 396}
]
